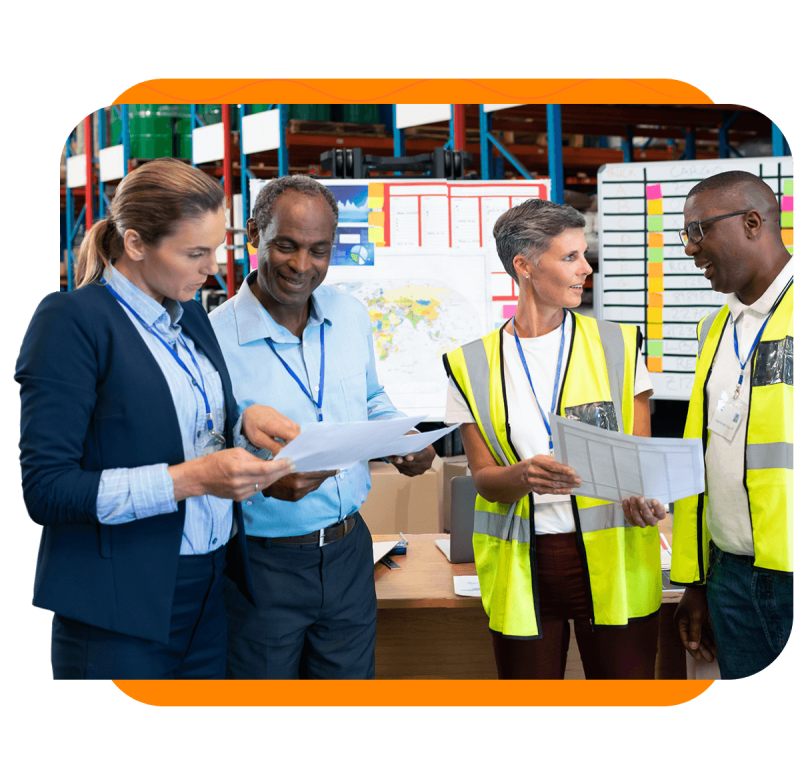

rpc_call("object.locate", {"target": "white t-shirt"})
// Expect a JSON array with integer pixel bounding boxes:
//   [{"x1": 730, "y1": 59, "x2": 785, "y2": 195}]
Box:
[
  {"x1": 444, "y1": 315, "x2": 653, "y2": 535},
  {"x1": 704, "y1": 257, "x2": 793, "y2": 556}
]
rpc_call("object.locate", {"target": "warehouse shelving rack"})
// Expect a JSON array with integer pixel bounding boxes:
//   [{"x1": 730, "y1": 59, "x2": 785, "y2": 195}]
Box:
[{"x1": 63, "y1": 103, "x2": 791, "y2": 295}]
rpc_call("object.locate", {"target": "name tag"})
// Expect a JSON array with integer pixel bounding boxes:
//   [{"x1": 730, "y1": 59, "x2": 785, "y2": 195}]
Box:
[{"x1": 708, "y1": 390, "x2": 745, "y2": 441}]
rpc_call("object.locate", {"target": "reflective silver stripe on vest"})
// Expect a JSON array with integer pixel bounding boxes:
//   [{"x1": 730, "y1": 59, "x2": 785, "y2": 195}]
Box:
[
  {"x1": 698, "y1": 313, "x2": 718, "y2": 354},
  {"x1": 746, "y1": 442, "x2": 794, "y2": 471},
  {"x1": 473, "y1": 504, "x2": 530, "y2": 544},
  {"x1": 461, "y1": 338, "x2": 511, "y2": 465},
  {"x1": 577, "y1": 502, "x2": 630, "y2": 532},
  {"x1": 595, "y1": 319, "x2": 626, "y2": 425}
]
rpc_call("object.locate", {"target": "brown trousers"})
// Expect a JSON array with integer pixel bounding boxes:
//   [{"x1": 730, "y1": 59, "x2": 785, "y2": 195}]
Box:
[{"x1": 491, "y1": 532, "x2": 658, "y2": 679}]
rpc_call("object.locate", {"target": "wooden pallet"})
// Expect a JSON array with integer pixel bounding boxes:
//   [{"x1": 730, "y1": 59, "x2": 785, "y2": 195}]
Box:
[{"x1": 286, "y1": 119, "x2": 387, "y2": 136}]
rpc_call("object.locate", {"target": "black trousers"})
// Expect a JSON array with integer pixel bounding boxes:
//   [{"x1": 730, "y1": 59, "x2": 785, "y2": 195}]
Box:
[
  {"x1": 51, "y1": 544, "x2": 228, "y2": 679},
  {"x1": 224, "y1": 512, "x2": 377, "y2": 680}
]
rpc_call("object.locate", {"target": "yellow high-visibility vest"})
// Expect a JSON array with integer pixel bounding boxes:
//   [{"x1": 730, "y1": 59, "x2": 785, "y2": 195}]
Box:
[
  {"x1": 443, "y1": 312, "x2": 661, "y2": 638},
  {"x1": 671, "y1": 284, "x2": 793, "y2": 584}
]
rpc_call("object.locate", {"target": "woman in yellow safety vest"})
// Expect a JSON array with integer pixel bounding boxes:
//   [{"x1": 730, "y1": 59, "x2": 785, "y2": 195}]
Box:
[{"x1": 443, "y1": 198, "x2": 664, "y2": 679}]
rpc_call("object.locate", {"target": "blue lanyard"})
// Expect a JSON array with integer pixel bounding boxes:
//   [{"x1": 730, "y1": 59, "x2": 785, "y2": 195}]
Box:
[
  {"x1": 102, "y1": 280, "x2": 226, "y2": 446},
  {"x1": 731, "y1": 279, "x2": 792, "y2": 398},
  {"x1": 266, "y1": 325, "x2": 325, "y2": 422},
  {"x1": 512, "y1": 309, "x2": 567, "y2": 455}
]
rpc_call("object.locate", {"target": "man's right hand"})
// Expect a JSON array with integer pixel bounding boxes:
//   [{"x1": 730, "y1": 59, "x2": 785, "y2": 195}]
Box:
[
  {"x1": 674, "y1": 585, "x2": 717, "y2": 662},
  {"x1": 264, "y1": 470, "x2": 339, "y2": 502}
]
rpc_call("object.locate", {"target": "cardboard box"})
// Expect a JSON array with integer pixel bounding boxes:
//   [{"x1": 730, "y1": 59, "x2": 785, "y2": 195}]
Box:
[{"x1": 360, "y1": 457, "x2": 442, "y2": 536}]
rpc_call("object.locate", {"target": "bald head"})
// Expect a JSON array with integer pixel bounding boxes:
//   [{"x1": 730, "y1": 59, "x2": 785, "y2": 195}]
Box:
[{"x1": 687, "y1": 170, "x2": 780, "y2": 231}]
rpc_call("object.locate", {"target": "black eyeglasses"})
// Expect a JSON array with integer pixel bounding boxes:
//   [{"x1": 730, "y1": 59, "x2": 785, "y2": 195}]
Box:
[{"x1": 678, "y1": 210, "x2": 749, "y2": 247}]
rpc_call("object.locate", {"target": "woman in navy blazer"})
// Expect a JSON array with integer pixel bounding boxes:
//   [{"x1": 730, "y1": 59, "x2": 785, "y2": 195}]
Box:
[{"x1": 16, "y1": 158, "x2": 297, "y2": 679}]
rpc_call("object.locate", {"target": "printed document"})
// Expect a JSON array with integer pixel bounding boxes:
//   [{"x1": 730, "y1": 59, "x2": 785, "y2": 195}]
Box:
[
  {"x1": 549, "y1": 413, "x2": 704, "y2": 503},
  {"x1": 274, "y1": 416, "x2": 461, "y2": 472}
]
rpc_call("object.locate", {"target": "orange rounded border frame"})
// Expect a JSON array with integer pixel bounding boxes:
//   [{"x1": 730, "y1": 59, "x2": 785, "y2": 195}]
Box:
[{"x1": 70, "y1": 78, "x2": 714, "y2": 707}]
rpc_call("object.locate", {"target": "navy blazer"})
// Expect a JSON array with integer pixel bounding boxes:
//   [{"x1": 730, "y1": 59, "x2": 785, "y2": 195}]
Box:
[{"x1": 15, "y1": 283, "x2": 255, "y2": 644}]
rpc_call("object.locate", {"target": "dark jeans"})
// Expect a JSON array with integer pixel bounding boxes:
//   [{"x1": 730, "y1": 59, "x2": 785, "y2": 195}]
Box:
[
  {"x1": 706, "y1": 541, "x2": 793, "y2": 679},
  {"x1": 491, "y1": 532, "x2": 659, "y2": 679}
]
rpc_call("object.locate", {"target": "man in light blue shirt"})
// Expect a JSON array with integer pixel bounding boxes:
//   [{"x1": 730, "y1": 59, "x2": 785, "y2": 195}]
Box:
[{"x1": 210, "y1": 175, "x2": 435, "y2": 679}]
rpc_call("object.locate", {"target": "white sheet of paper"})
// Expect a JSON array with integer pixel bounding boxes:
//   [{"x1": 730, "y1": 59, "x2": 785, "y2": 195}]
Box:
[
  {"x1": 453, "y1": 575, "x2": 481, "y2": 597},
  {"x1": 377, "y1": 423, "x2": 461, "y2": 459},
  {"x1": 273, "y1": 415, "x2": 425, "y2": 472},
  {"x1": 549, "y1": 413, "x2": 704, "y2": 503},
  {"x1": 373, "y1": 541, "x2": 399, "y2": 564},
  {"x1": 435, "y1": 538, "x2": 451, "y2": 562}
]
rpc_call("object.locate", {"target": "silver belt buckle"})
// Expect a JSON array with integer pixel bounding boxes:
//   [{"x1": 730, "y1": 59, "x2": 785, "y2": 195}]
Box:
[{"x1": 319, "y1": 528, "x2": 325, "y2": 547}]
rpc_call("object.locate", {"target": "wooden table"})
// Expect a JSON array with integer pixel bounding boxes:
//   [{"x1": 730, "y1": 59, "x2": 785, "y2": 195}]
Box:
[{"x1": 373, "y1": 533, "x2": 687, "y2": 680}]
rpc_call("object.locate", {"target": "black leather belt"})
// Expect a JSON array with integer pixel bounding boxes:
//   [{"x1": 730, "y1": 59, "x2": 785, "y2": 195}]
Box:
[{"x1": 249, "y1": 515, "x2": 357, "y2": 547}]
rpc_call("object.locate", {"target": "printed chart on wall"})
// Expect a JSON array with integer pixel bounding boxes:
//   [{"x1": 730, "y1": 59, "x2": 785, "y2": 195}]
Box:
[
  {"x1": 248, "y1": 178, "x2": 550, "y2": 418},
  {"x1": 598, "y1": 156, "x2": 793, "y2": 400}
]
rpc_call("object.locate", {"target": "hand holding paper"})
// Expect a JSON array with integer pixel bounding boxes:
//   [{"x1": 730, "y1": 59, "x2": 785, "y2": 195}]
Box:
[
  {"x1": 273, "y1": 416, "x2": 460, "y2": 473},
  {"x1": 549, "y1": 412, "x2": 704, "y2": 504}
]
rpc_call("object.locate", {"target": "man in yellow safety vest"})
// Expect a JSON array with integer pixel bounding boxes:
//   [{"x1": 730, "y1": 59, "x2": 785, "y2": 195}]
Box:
[{"x1": 671, "y1": 170, "x2": 793, "y2": 679}]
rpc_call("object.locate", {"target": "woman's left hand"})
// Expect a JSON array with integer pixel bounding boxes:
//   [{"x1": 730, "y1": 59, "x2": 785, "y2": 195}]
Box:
[{"x1": 621, "y1": 496, "x2": 667, "y2": 528}]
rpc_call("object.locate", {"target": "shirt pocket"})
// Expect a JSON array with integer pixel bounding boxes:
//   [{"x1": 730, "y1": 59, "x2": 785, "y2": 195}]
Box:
[{"x1": 340, "y1": 371, "x2": 368, "y2": 422}]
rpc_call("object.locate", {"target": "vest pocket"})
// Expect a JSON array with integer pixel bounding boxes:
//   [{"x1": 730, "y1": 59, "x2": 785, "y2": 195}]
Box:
[
  {"x1": 753, "y1": 337, "x2": 793, "y2": 387},
  {"x1": 564, "y1": 401, "x2": 619, "y2": 431}
]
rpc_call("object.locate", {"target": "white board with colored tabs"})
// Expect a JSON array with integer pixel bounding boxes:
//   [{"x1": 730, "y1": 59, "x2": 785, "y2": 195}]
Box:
[
  {"x1": 597, "y1": 156, "x2": 793, "y2": 400},
  {"x1": 247, "y1": 177, "x2": 551, "y2": 420}
]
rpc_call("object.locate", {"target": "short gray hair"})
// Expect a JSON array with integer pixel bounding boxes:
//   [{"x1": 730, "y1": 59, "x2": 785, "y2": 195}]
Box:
[
  {"x1": 251, "y1": 174, "x2": 339, "y2": 238},
  {"x1": 493, "y1": 198, "x2": 585, "y2": 281}
]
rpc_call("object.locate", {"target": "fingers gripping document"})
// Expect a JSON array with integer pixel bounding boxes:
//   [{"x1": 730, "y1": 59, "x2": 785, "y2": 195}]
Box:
[
  {"x1": 273, "y1": 415, "x2": 461, "y2": 473},
  {"x1": 549, "y1": 413, "x2": 704, "y2": 503}
]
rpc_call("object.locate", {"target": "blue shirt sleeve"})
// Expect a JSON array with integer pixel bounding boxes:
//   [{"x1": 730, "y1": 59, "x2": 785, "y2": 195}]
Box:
[{"x1": 96, "y1": 464, "x2": 177, "y2": 524}]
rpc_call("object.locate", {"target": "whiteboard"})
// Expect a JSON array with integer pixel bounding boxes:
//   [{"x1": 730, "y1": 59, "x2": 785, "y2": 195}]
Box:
[
  {"x1": 597, "y1": 156, "x2": 793, "y2": 400},
  {"x1": 246, "y1": 176, "x2": 553, "y2": 420},
  {"x1": 249, "y1": 177, "x2": 551, "y2": 328}
]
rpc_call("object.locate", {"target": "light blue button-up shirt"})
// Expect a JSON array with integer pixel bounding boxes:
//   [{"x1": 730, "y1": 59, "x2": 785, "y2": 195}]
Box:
[
  {"x1": 96, "y1": 266, "x2": 234, "y2": 555},
  {"x1": 210, "y1": 271, "x2": 404, "y2": 538}
]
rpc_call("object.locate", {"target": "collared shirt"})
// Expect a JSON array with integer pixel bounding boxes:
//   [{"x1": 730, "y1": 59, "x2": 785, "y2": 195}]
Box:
[
  {"x1": 210, "y1": 271, "x2": 404, "y2": 538},
  {"x1": 705, "y1": 257, "x2": 793, "y2": 556},
  {"x1": 96, "y1": 266, "x2": 234, "y2": 555}
]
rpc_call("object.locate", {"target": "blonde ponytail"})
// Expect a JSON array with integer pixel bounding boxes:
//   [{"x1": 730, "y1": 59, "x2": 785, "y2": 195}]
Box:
[{"x1": 76, "y1": 218, "x2": 122, "y2": 288}]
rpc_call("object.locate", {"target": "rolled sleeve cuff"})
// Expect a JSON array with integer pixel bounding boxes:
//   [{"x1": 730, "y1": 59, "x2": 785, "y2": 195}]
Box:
[{"x1": 130, "y1": 464, "x2": 178, "y2": 519}]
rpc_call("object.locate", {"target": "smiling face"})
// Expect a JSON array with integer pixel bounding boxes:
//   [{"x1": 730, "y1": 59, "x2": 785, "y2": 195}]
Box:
[
  {"x1": 518, "y1": 227, "x2": 592, "y2": 312},
  {"x1": 682, "y1": 190, "x2": 755, "y2": 296},
  {"x1": 123, "y1": 206, "x2": 226, "y2": 303},
  {"x1": 248, "y1": 190, "x2": 335, "y2": 323}
]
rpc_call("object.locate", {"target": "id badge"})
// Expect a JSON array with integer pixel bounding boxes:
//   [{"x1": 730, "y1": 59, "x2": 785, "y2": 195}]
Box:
[
  {"x1": 708, "y1": 390, "x2": 745, "y2": 441},
  {"x1": 200, "y1": 431, "x2": 226, "y2": 456}
]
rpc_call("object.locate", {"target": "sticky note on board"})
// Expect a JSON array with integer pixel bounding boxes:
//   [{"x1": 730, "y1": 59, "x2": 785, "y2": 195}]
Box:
[
  {"x1": 649, "y1": 277, "x2": 664, "y2": 293},
  {"x1": 648, "y1": 263, "x2": 664, "y2": 278},
  {"x1": 781, "y1": 196, "x2": 793, "y2": 211},
  {"x1": 648, "y1": 357, "x2": 663, "y2": 373},
  {"x1": 648, "y1": 232, "x2": 664, "y2": 248},
  {"x1": 647, "y1": 324, "x2": 663, "y2": 339},
  {"x1": 781, "y1": 212, "x2": 793, "y2": 228},
  {"x1": 503, "y1": 304, "x2": 518, "y2": 319},
  {"x1": 648, "y1": 216, "x2": 664, "y2": 232},
  {"x1": 781, "y1": 229, "x2": 793, "y2": 246},
  {"x1": 648, "y1": 340, "x2": 664, "y2": 357},
  {"x1": 367, "y1": 183, "x2": 384, "y2": 209},
  {"x1": 648, "y1": 248, "x2": 664, "y2": 262},
  {"x1": 647, "y1": 200, "x2": 664, "y2": 215},
  {"x1": 647, "y1": 307, "x2": 663, "y2": 324},
  {"x1": 646, "y1": 184, "x2": 663, "y2": 200},
  {"x1": 368, "y1": 211, "x2": 385, "y2": 226},
  {"x1": 368, "y1": 225, "x2": 384, "y2": 243},
  {"x1": 648, "y1": 292, "x2": 664, "y2": 308},
  {"x1": 247, "y1": 242, "x2": 257, "y2": 270},
  {"x1": 784, "y1": 181, "x2": 794, "y2": 196}
]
